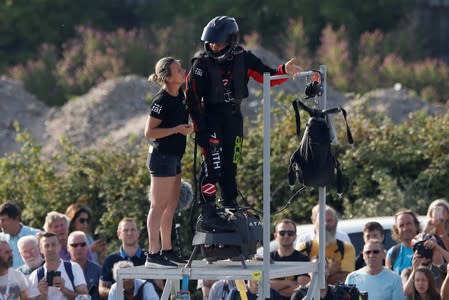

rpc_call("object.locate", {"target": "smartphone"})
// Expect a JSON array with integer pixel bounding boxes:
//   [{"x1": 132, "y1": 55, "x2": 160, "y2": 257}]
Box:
[
  {"x1": 47, "y1": 270, "x2": 61, "y2": 286},
  {"x1": 434, "y1": 206, "x2": 444, "y2": 220}
]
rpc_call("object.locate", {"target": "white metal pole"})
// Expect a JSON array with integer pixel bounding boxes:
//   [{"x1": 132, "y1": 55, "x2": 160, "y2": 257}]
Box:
[
  {"x1": 318, "y1": 65, "x2": 328, "y2": 293},
  {"x1": 261, "y1": 72, "x2": 271, "y2": 299}
]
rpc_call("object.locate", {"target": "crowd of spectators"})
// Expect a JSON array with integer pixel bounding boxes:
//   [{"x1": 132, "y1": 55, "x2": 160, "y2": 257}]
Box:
[
  {"x1": 2, "y1": 200, "x2": 449, "y2": 300},
  {"x1": 0, "y1": 202, "x2": 160, "y2": 300}
]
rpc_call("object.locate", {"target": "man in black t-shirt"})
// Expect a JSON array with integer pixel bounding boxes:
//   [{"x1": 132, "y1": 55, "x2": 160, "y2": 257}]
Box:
[
  {"x1": 269, "y1": 219, "x2": 310, "y2": 300},
  {"x1": 99, "y1": 218, "x2": 151, "y2": 299}
]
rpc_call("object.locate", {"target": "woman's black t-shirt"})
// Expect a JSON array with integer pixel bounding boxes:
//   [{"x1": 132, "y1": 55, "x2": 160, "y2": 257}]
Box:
[{"x1": 149, "y1": 89, "x2": 188, "y2": 156}]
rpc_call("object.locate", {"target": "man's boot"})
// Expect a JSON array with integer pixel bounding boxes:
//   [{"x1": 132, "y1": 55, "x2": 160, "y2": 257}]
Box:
[{"x1": 199, "y1": 203, "x2": 236, "y2": 232}]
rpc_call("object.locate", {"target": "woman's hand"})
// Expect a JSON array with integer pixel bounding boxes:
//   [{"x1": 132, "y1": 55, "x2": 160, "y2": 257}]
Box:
[
  {"x1": 90, "y1": 239, "x2": 107, "y2": 253},
  {"x1": 284, "y1": 58, "x2": 302, "y2": 79},
  {"x1": 174, "y1": 124, "x2": 193, "y2": 136}
]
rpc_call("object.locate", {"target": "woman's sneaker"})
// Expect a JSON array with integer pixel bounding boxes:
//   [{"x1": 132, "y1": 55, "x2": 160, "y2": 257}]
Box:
[
  {"x1": 161, "y1": 249, "x2": 187, "y2": 265},
  {"x1": 145, "y1": 253, "x2": 177, "y2": 268}
]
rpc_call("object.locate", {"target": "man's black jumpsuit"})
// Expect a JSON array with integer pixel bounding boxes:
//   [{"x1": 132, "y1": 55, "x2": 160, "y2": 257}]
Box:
[{"x1": 186, "y1": 45, "x2": 288, "y2": 206}]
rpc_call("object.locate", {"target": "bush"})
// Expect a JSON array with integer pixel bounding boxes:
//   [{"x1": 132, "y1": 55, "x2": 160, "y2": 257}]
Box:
[{"x1": 7, "y1": 45, "x2": 66, "y2": 106}]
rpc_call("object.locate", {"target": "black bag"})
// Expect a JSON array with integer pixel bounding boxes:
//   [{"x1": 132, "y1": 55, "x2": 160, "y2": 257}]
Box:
[{"x1": 288, "y1": 99, "x2": 353, "y2": 193}]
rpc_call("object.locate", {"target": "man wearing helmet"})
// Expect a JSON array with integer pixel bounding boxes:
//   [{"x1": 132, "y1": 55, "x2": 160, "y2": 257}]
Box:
[{"x1": 186, "y1": 16, "x2": 302, "y2": 232}]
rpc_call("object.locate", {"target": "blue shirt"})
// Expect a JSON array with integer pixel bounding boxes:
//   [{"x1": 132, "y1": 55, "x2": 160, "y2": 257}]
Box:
[
  {"x1": 108, "y1": 279, "x2": 159, "y2": 300},
  {"x1": 83, "y1": 260, "x2": 102, "y2": 300},
  {"x1": 345, "y1": 267, "x2": 405, "y2": 300},
  {"x1": 386, "y1": 243, "x2": 413, "y2": 275},
  {"x1": 0, "y1": 224, "x2": 40, "y2": 268},
  {"x1": 100, "y1": 247, "x2": 146, "y2": 284}
]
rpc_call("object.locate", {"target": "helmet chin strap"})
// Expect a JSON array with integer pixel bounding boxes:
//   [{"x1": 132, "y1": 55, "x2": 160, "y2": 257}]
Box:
[{"x1": 205, "y1": 43, "x2": 234, "y2": 62}]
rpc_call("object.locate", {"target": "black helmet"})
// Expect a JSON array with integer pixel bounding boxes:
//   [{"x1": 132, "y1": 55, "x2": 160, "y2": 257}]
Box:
[{"x1": 201, "y1": 16, "x2": 239, "y2": 62}]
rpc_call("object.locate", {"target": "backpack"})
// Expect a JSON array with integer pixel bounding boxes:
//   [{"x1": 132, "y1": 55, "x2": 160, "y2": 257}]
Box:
[
  {"x1": 133, "y1": 280, "x2": 148, "y2": 300},
  {"x1": 37, "y1": 261, "x2": 75, "y2": 291},
  {"x1": 288, "y1": 99, "x2": 354, "y2": 194},
  {"x1": 389, "y1": 244, "x2": 401, "y2": 270},
  {"x1": 303, "y1": 239, "x2": 345, "y2": 260}
]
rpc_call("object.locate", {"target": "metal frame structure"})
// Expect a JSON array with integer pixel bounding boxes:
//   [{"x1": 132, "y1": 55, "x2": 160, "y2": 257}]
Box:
[
  {"x1": 261, "y1": 66, "x2": 327, "y2": 300},
  {"x1": 116, "y1": 65, "x2": 328, "y2": 300}
]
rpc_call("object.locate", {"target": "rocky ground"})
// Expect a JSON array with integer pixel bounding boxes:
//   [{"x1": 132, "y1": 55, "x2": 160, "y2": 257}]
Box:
[{"x1": 0, "y1": 47, "x2": 446, "y2": 157}]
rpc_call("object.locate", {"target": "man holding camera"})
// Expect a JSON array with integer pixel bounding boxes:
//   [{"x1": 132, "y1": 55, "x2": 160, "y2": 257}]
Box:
[{"x1": 28, "y1": 232, "x2": 88, "y2": 300}]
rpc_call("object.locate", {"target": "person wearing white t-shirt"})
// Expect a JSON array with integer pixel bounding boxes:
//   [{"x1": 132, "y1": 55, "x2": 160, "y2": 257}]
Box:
[
  {"x1": 28, "y1": 232, "x2": 88, "y2": 300},
  {"x1": 0, "y1": 240, "x2": 29, "y2": 299}
]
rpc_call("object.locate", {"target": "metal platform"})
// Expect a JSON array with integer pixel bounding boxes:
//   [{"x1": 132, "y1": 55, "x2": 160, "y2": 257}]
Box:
[
  {"x1": 117, "y1": 67, "x2": 328, "y2": 300},
  {"x1": 116, "y1": 260, "x2": 317, "y2": 300}
]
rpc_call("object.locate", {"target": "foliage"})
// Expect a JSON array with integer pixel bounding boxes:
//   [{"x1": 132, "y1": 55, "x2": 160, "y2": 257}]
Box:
[
  {"x1": 7, "y1": 45, "x2": 66, "y2": 106},
  {"x1": 340, "y1": 104, "x2": 449, "y2": 217},
  {"x1": 0, "y1": 124, "x2": 200, "y2": 252},
  {"x1": 0, "y1": 0, "x2": 417, "y2": 73},
  {"x1": 0, "y1": 0, "x2": 152, "y2": 71},
  {"x1": 7, "y1": 21, "x2": 197, "y2": 106},
  {"x1": 317, "y1": 25, "x2": 352, "y2": 90},
  {"x1": 2, "y1": 93, "x2": 449, "y2": 252},
  {"x1": 316, "y1": 24, "x2": 449, "y2": 103}
]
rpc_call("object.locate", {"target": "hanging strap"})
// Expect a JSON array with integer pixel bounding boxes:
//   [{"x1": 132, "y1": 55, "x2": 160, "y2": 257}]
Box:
[
  {"x1": 323, "y1": 106, "x2": 354, "y2": 148},
  {"x1": 336, "y1": 159, "x2": 343, "y2": 196},
  {"x1": 292, "y1": 100, "x2": 302, "y2": 139}
]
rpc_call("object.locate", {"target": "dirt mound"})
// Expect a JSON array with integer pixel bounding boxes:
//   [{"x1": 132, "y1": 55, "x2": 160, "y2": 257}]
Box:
[
  {"x1": 0, "y1": 78, "x2": 48, "y2": 155},
  {"x1": 347, "y1": 87, "x2": 446, "y2": 123},
  {"x1": 42, "y1": 75, "x2": 159, "y2": 154}
]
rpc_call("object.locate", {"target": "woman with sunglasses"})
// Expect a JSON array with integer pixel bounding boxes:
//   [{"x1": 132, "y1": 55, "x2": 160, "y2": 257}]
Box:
[{"x1": 65, "y1": 203, "x2": 107, "y2": 265}]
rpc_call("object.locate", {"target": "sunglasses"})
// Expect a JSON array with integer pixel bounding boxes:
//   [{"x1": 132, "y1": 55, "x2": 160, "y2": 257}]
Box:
[
  {"x1": 69, "y1": 242, "x2": 87, "y2": 248},
  {"x1": 278, "y1": 230, "x2": 295, "y2": 237},
  {"x1": 78, "y1": 217, "x2": 90, "y2": 224},
  {"x1": 364, "y1": 249, "x2": 381, "y2": 255}
]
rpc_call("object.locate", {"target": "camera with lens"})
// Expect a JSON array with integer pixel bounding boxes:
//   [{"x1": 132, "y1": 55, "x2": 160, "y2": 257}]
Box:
[
  {"x1": 46, "y1": 270, "x2": 61, "y2": 286},
  {"x1": 413, "y1": 240, "x2": 433, "y2": 259},
  {"x1": 334, "y1": 282, "x2": 360, "y2": 300}
]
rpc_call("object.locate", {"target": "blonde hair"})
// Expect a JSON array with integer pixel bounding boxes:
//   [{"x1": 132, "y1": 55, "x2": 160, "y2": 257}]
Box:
[
  {"x1": 112, "y1": 260, "x2": 134, "y2": 282},
  {"x1": 427, "y1": 198, "x2": 449, "y2": 232},
  {"x1": 148, "y1": 56, "x2": 179, "y2": 85},
  {"x1": 43, "y1": 211, "x2": 69, "y2": 232}
]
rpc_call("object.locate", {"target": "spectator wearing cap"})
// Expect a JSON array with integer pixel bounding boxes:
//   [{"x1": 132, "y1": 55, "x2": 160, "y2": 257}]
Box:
[{"x1": 0, "y1": 201, "x2": 41, "y2": 268}]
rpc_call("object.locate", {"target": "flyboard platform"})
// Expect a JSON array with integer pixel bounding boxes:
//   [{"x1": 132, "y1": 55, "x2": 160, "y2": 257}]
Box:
[
  {"x1": 117, "y1": 67, "x2": 328, "y2": 300},
  {"x1": 116, "y1": 260, "x2": 318, "y2": 300}
]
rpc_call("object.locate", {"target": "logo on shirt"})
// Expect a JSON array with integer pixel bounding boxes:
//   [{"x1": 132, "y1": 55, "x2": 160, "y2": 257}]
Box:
[
  {"x1": 151, "y1": 104, "x2": 162, "y2": 114},
  {"x1": 194, "y1": 67, "x2": 203, "y2": 77}
]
